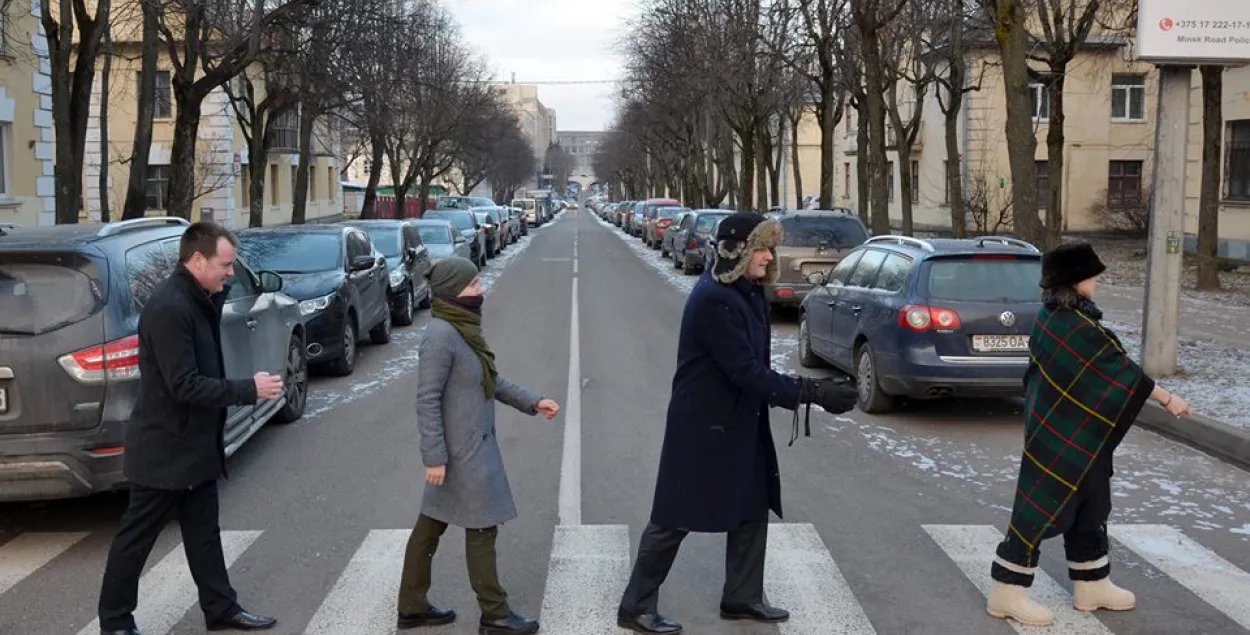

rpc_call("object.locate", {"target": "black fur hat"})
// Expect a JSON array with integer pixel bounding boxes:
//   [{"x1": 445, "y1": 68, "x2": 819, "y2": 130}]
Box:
[
  {"x1": 1040, "y1": 242, "x2": 1106, "y2": 289},
  {"x1": 711, "y1": 212, "x2": 784, "y2": 284}
]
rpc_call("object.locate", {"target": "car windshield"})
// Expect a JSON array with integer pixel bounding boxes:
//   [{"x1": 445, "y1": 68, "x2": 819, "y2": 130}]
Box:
[
  {"x1": 363, "y1": 227, "x2": 400, "y2": 257},
  {"x1": 238, "y1": 233, "x2": 342, "y2": 274},
  {"x1": 417, "y1": 226, "x2": 451, "y2": 244},
  {"x1": 424, "y1": 211, "x2": 474, "y2": 231},
  {"x1": 780, "y1": 217, "x2": 869, "y2": 248},
  {"x1": 925, "y1": 258, "x2": 1042, "y2": 302},
  {"x1": 0, "y1": 257, "x2": 102, "y2": 335}
]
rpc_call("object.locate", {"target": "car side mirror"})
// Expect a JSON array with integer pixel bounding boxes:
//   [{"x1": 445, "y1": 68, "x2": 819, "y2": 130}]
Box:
[
  {"x1": 258, "y1": 270, "x2": 283, "y2": 293},
  {"x1": 405, "y1": 246, "x2": 417, "y2": 259},
  {"x1": 455, "y1": 234, "x2": 466, "y2": 244},
  {"x1": 350, "y1": 255, "x2": 375, "y2": 272},
  {"x1": 805, "y1": 271, "x2": 828, "y2": 286},
  {"x1": 376, "y1": 256, "x2": 386, "y2": 267}
]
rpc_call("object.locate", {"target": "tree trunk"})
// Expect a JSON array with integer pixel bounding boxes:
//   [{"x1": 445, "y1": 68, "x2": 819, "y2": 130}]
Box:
[
  {"x1": 1043, "y1": 71, "x2": 1065, "y2": 249},
  {"x1": 856, "y1": 103, "x2": 870, "y2": 224},
  {"x1": 944, "y1": 87, "x2": 966, "y2": 237},
  {"x1": 98, "y1": 32, "x2": 112, "y2": 223},
  {"x1": 1197, "y1": 65, "x2": 1223, "y2": 290},
  {"x1": 818, "y1": 82, "x2": 836, "y2": 206},
  {"x1": 166, "y1": 91, "x2": 204, "y2": 219},
  {"x1": 866, "y1": 91, "x2": 890, "y2": 233},
  {"x1": 791, "y1": 114, "x2": 804, "y2": 209},
  {"x1": 737, "y1": 125, "x2": 756, "y2": 208},
  {"x1": 896, "y1": 144, "x2": 915, "y2": 235},
  {"x1": 757, "y1": 131, "x2": 770, "y2": 210},
  {"x1": 993, "y1": 0, "x2": 1040, "y2": 242},
  {"x1": 360, "y1": 134, "x2": 385, "y2": 219},
  {"x1": 121, "y1": 0, "x2": 158, "y2": 220},
  {"x1": 291, "y1": 106, "x2": 316, "y2": 224}
]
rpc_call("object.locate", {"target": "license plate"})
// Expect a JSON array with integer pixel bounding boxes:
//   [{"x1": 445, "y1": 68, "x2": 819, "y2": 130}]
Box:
[
  {"x1": 972, "y1": 334, "x2": 1029, "y2": 352},
  {"x1": 0, "y1": 387, "x2": 6, "y2": 414},
  {"x1": 800, "y1": 264, "x2": 832, "y2": 276}
]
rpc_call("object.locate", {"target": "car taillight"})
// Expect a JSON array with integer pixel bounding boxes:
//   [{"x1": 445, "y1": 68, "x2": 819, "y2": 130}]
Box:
[
  {"x1": 58, "y1": 335, "x2": 141, "y2": 383},
  {"x1": 899, "y1": 305, "x2": 961, "y2": 331},
  {"x1": 688, "y1": 238, "x2": 699, "y2": 249}
]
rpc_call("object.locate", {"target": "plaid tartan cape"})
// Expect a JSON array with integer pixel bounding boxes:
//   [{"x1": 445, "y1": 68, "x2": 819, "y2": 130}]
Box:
[{"x1": 1006, "y1": 304, "x2": 1154, "y2": 551}]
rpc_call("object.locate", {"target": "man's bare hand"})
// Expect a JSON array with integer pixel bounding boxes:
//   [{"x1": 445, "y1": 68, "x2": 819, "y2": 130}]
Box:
[
  {"x1": 254, "y1": 372, "x2": 284, "y2": 400},
  {"x1": 426, "y1": 465, "x2": 446, "y2": 486}
]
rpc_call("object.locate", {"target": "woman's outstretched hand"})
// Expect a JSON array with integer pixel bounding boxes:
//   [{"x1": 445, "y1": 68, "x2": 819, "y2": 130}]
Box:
[
  {"x1": 536, "y1": 399, "x2": 560, "y2": 420},
  {"x1": 1166, "y1": 394, "x2": 1191, "y2": 418}
]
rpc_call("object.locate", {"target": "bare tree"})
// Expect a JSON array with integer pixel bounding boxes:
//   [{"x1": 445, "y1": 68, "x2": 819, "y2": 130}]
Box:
[
  {"x1": 851, "y1": 0, "x2": 908, "y2": 233},
  {"x1": 120, "y1": 0, "x2": 161, "y2": 220},
  {"x1": 1197, "y1": 65, "x2": 1223, "y2": 290},
  {"x1": 929, "y1": 0, "x2": 983, "y2": 237},
  {"x1": 882, "y1": 0, "x2": 937, "y2": 235},
  {"x1": 98, "y1": 30, "x2": 113, "y2": 222}
]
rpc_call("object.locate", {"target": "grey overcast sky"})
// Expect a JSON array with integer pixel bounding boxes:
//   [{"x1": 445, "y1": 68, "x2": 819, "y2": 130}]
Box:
[{"x1": 444, "y1": 0, "x2": 635, "y2": 131}]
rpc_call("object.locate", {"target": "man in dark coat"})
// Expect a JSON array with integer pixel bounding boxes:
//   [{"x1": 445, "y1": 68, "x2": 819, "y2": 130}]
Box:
[
  {"x1": 96, "y1": 221, "x2": 285, "y2": 635},
  {"x1": 616, "y1": 212, "x2": 859, "y2": 634}
]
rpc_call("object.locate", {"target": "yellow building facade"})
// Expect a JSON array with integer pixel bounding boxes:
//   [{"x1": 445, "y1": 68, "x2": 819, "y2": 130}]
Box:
[
  {"x1": 1182, "y1": 64, "x2": 1250, "y2": 255},
  {"x1": 0, "y1": 0, "x2": 58, "y2": 227}
]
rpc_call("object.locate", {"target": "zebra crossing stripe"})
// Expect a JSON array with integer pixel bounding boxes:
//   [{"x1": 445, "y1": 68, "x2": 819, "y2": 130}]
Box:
[
  {"x1": 765, "y1": 523, "x2": 877, "y2": 634},
  {"x1": 538, "y1": 524, "x2": 632, "y2": 635},
  {"x1": 1110, "y1": 524, "x2": 1250, "y2": 630},
  {"x1": 922, "y1": 525, "x2": 1113, "y2": 635},
  {"x1": 302, "y1": 529, "x2": 409, "y2": 635},
  {"x1": 0, "y1": 532, "x2": 88, "y2": 595},
  {"x1": 75, "y1": 529, "x2": 262, "y2": 635}
]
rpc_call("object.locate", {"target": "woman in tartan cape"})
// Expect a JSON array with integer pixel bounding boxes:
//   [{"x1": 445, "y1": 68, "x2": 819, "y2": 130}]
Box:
[{"x1": 987, "y1": 243, "x2": 1192, "y2": 627}]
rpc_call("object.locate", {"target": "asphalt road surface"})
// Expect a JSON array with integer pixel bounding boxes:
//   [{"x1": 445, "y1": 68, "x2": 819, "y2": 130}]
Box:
[{"x1": 2, "y1": 208, "x2": 1249, "y2": 635}]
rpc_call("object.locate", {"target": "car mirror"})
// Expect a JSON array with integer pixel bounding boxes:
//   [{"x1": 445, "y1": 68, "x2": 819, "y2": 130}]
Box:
[
  {"x1": 455, "y1": 234, "x2": 466, "y2": 244},
  {"x1": 805, "y1": 270, "x2": 828, "y2": 286},
  {"x1": 376, "y1": 256, "x2": 386, "y2": 267},
  {"x1": 258, "y1": 270, "x2": 283, "y2": 293},
  {"x1": 406, "y1": 246, "x2": 417, "y2": 259},
  {"x1": 350, "y1": 255, "x2": 375, "y2": 272}
]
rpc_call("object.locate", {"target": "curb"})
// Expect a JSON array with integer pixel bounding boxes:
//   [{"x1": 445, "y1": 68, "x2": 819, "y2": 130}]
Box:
[{"x1": 1134, "y1": 402, "x2": 1250, "y2": 473}]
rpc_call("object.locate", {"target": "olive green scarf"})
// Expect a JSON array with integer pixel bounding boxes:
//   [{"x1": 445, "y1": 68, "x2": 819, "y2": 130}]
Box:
[{"x1": 432, "y1": 298, "x2": 497, "y2": 399}]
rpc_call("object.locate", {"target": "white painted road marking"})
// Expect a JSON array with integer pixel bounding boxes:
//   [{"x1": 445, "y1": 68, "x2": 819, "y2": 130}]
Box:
[
  {"x1": 76, "y1": 530, "x2": 261, "y2": 635},
  {"x1": 1110, "y1": 524, "x2": 1250, "y2": 630},
  {"x1": 923, "y1": 525, "x2": 1114, "y2": 635},
  {"x1": 0, "y1": 532, "x2": 88, "y2": 595},
  {"x1": 538, "y1": 524, "x2": 631, "y2": 635},
  {"x1": 765, "y1": 523, "x2": 877, "y2": 634},
  {"x1": 559, "y1": 274, "x2": 582, "y2": 525},
  {"x1": 303, "y1": 529, "x2": 408, "y2": 635}
]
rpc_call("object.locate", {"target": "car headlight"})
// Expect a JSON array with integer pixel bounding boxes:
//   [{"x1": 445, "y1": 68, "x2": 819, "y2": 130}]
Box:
[
  {"x1": 299, "y1": 293, "x2": 334, "y2": 316},
  {"x1": 389, "y1": 269, "x2": 404, "y2": 287}
]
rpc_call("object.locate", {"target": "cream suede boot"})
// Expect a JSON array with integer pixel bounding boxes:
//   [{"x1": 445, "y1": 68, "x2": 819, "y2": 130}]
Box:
[
  {"x1": 987, "y1": 581, "x2": 1054, "y2": 627},
  {"x1": 1073, "y1": 577, "x2": 1136, "y2": 612}
]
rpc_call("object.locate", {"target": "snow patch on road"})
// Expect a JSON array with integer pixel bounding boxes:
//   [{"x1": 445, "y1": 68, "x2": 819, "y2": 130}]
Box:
[{"x1": 1104, "y1": 320, "x2": 1250, "y2": 431}]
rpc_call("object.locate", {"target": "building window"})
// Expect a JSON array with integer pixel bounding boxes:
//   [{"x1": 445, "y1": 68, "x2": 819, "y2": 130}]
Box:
[
  {"x1": 844, "y1": 162, "x2": 850, "y2": 194},
  {"x1": 0, "y1": 124, "x2": 8, "y2": 197},
  {"x1": 942, "y1": 160, "x2": 950, "y2": 203},
  {"x1": 273, "y1": 110, "x2": 299, "y2": 152},
  {"x1": 1111, "y1": 74, "x2": 1146, "y2": 121},
  {"x1": 270, "y1": 164, "x2": 279, "y2": 205},
  {"x1": 1036, "y1": 160, "x2": 1050, "y2": 210},
  {"x1": 145, "y1": 165, "x2": 169, "y2": 210},
  {"x1": 1029, "y1": 82, "x2": 1050, "y2": 121},
  {"x1": 1108, "y1": 161, "x2": 1143, "y2": 207},
  {"x1": 910, "y1": 160, "x2": 920, "y2": 203},
  {"x1": 1227, "y1": 120, "x2": 1250, "y2": 202},
  {"x1": 138, "y1": 71, "x2": 173, "y2": 119},
  {"x1": 886, "y1": 161, "x2": 894, "y2": 202},
  {"x1": 328, "y1": 166, "x2": 336, "y2": 200}
]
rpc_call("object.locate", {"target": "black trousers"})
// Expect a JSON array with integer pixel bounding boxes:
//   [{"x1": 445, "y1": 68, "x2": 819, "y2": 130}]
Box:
[
  {"x1": 396, "y1": 514, "x2": 510, "y2": 620},
  {"x1": 618, "y1": 520, "x2": 768, "y2": 616},
  {"x1": 991, "y1": 466, "x2": 1113, "y2": 587},
  {"x1": 98, "y1": 481, "x2": 240, "y2": 631}
]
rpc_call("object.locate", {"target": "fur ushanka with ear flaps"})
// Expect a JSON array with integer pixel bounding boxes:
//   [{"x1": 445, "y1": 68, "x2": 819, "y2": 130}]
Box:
[{"x1": 711, "y1": 214, "x2": 784, "y2": 285}]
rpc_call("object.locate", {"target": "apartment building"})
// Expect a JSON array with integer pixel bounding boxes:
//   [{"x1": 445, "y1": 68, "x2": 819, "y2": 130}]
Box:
[
  {"x1": 556, "y1": 130, "x2": 605, "y2": 185},
  {"x1": 1183, "y1": 64, "x2": 1250, "y2": 256},
  {"x1": 0, "y1": 0, "x2": 56, "y2": 227}
]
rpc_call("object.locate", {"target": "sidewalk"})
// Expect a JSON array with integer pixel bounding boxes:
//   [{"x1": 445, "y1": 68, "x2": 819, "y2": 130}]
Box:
[{"x1": 1098, "y1": 284, "x2": 1247, "y2": 351}]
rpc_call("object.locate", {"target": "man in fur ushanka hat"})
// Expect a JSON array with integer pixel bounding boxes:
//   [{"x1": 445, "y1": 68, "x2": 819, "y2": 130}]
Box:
[{"x1": 616, "y1": 212, "x2": 858, "y2": 634}]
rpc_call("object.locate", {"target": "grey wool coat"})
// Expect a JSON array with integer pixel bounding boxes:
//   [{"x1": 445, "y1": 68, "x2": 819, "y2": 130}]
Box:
[{"x1": 416, "y1": 318, "x2": 543, "y2": 529}]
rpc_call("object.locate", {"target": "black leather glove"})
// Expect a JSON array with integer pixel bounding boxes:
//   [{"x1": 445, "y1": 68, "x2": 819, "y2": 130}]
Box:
[{"x1": 800, "y1": 376, "x2": 858, "y2": 415}]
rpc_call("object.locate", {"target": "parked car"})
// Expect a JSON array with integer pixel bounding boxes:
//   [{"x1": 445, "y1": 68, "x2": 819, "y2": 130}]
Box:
[
  {"x1": 512, "y1": 198, "x2": 541, "y2": 226},
  {"x1": 413, "y1": 219, "x2": 473, "y2": 261},
  {"x1": 471, "y1": 208, "x2": 506, "y2": 257},
  {"x1": 670, "y1": 209, "x2": 732, "y2": 274},
  {"x1": 422, "y1": 209, "x2": 487, "y2": 267},
  {"x1": 765, "y1": 209, "x2": 869, "y2": 307},
  {"x1": 343, "y1": 219, "x2": 433, "y2": 327},
  {"x1": 798, "y1": 235, "x2": 1043, "y2": 413},
  {"x1": 645, "y1": 205, "x2": 688, "y2": 249},
  {"x1": 237, "y1": 225, "x2": 392, "y2": 376},
  {"x1": 660, "y1": 210, "x2": 694, "y2": 257},
  {"x1": 0, "y1": 217, "x2": 308, "y2": 502}
]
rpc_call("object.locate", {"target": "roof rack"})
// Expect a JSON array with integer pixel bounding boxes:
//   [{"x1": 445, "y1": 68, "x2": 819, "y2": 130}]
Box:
[
  {"x1": 865, "y1": 235, "x2": 935, "y2": 252},
  {"x1": 96, "y1": 216, "x2": 191, "y2": 237},
  {"x1": 975, "y1": 235, "x2": 1041, "y2": 253}
]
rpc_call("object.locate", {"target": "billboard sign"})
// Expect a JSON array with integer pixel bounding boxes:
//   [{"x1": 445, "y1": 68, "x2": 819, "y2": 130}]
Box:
[{"x1": 1136, "y1": 0, "x2": 1250, "y2": 64}]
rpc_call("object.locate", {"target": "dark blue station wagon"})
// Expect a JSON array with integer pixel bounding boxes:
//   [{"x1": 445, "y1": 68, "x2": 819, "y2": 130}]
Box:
[{"x1": 798, "y1": 235, "x2": 1043, "y2": 413}]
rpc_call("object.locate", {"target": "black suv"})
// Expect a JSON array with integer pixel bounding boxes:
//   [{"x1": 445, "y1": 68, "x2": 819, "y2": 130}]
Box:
[{"x1": 0, "y1": 217, "x2": 309, "y2": 502}]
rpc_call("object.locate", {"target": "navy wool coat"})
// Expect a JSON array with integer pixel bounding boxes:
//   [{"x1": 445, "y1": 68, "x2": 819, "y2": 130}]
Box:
[{"x1": 649, "y1": 271, "x2": 801, "y2": 533}]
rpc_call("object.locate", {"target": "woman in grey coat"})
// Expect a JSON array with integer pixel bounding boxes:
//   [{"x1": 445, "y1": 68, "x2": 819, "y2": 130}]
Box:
[{"x1": 396, "y1": 257, "x2": 559, "y2": 635}]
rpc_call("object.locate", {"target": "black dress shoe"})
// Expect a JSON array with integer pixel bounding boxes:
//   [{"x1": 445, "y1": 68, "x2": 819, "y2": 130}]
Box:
[
  {"x1": 617, "y1": 611, "x2": 683, "y2": 634},
  {"x1": 100, "y1": 629, "x2": 144, "y2": 635},
  {"x1": 719, "y1": 602, "x2": 790, "y2": 623},
  {"x1": 397, "y1": 606, "x2": 456, "y2": 629},
  {"x1": 207, "y1": 609, "x2": 277, "y2": 631},
  {"x1": 478, "y1": 611, "x2": 539, "y2": 635}
]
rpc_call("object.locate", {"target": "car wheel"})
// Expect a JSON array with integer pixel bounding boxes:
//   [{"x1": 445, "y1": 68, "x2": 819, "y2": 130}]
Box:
[
  {"x1": 855, "y1": 343, "x2": 895, "y2": 414},
  {"x1": 274, "y1": 335, "x2": 308, "y2": 423},
  {"x1": 370, "y1": 308, "x2": 392, "y2": 344},
  {"x1": 395, "y1": 287, "x2": 415, "y2": 327},
  {"x1": 328, "y1": 315, "x2": 357, "y2": 377},
  {"x1": 798, "y1": 313, "x2": 822, "y2": 369},
  {"x1": 417, "y1": 284, "x2": 432, "y2": 309}
]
